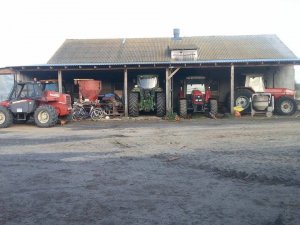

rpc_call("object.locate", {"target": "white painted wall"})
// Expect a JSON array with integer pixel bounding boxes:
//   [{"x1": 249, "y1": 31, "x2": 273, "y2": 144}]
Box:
[
  {"x1": 274, "y1": 66, "x2": 295, "y2": 90},
  {"x1": 260, "y1": 66, "x2": 295, "y2": 90}
]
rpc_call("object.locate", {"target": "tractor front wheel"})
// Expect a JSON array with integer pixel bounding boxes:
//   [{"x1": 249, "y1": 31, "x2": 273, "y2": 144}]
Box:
[
  {"x1": 179, "y1": 99, "x2": 187, "y2": 118},
  {"x1": 34, "y1": 105, "x2": 58, "y2": 128},
  {"x1": 156, "y1": 92, "x2": 166, "y2": 117},
  {"x1": 275, "y1": 96, "x2": 297, "y2": 116},
  {"x1": 0, "y1": 106, "x2": 13, "y2": 128},
  {"x1": 129, "y1": 92, "x2": 139, "y2": 117},
  {"x1": 209, "y1": 99, "x2": 218, "y2": 115}
]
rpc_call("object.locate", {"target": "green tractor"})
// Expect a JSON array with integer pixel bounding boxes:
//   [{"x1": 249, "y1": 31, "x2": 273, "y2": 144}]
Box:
[{"x1": 129, "y1": 75, "x2": 166, "y2": 117}]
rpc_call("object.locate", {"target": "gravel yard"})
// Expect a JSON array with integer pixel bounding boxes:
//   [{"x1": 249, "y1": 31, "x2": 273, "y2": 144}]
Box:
[{"x1": 0, "y1": 116, "x2": 300, "y2": 225}]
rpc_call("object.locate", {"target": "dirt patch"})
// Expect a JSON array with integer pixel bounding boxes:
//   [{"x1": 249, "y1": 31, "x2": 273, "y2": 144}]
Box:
[{"x1": 0, "y1": 118, "x2": 300, "y2": 225}]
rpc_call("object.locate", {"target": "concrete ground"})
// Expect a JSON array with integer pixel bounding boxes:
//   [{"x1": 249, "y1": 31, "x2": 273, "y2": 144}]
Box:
[{"x1": 0, "y1": 116, "x2": 300, "y2": 225}]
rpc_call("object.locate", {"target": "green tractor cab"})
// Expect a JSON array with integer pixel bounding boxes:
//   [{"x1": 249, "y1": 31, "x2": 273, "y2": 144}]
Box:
[{"x1": 129, "y1": 75, "x2": 165, "y2": 117}]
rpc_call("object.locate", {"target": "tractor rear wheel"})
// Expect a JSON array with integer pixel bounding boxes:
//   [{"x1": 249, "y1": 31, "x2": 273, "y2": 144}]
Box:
[
  {"x1": 156, "y1": 92, "x2": 166, "y2": 117},
  {"x1": 209, "y1": 99, "x2": 218, "y2": 115},
  {"x1": 34, "y1": 105, "x2": 58, "y2": 127},
  {"x1": 0, "y1": 106, "x2": 13, "y2": 128},
  {"x1": 275, "y1": 96, "x2": 297, "y2": 116},
  {"x1": 129, "y1": 92, "x2": 139, "y2": 117},
  {"x1": 179, "y1": 99, "x2": 187, "y2": 118},
  {"x1": 234, "y1": 88, "x2": 254, "y2": 113}
]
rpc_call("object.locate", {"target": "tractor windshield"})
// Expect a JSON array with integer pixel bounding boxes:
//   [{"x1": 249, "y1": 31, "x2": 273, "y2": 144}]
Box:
[
  {"x1": 9, "y1": 83, "x2": 24, "y2": 99},
  {"x1": 43, "y1": 83, "x2": 58, "y2": 92},
  {"x1": 9, "y1": 83, "x2": 43, "y2": 100},
  {"x1": 186, "y1": 83, "x2": 205, "y2": 94},
  {"x1": 245, "y1": 76, "x2": 265, "y2": 92},
  {"x1": 138, "y1": 77, "x2": 158, "y2": 89},
  {"x1": 42, "y1": 82, "x2": 66, "y2": 93}
]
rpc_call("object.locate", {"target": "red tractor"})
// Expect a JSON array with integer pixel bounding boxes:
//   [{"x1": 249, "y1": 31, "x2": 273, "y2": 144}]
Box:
[
  {"x1": 234, "y1": 74, "x2": 297, "y2": 115},
  {"x1": 179, "y1": 76, "x2": 218, "y2": 117},
  {"x1": 0, "y1": 81, "x2": 72, "y2": 128}
]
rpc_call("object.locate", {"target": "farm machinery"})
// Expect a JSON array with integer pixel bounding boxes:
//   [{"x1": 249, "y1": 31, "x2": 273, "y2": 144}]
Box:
[
  {"x1": 72, "y1": 79, "x2": 124, "y2": 120},
  {"x1": 233, "y1": 74, "x2": 297, "y2": 116},
  {"x1": 0, "y1": 81, "x2": 72, "y2": 128},
  {"x1": 178, "y1": 76, "x2": 218, "y2": 118},
  {"x1": 128, "y1": 75, "x2": 165, "y2": 117}
]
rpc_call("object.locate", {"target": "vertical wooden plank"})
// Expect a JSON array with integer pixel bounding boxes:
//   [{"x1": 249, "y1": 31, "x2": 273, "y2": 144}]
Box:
[
  {"x1": 230, "y1": 65, "x2": 235, "y2": 114},
  {"x1": 124, "y1": 68, "x2": 128, "y2": 117},
  {"x1": 171, "y1": 75, "x2": 173, "y2": 113},
  {"x1": 16, "y1": 71, "x2": 20, "y2": 82},
  {"x1": 166, "y1": 68, "x2": 171, "y2": 113},
  {"x1": 58, "y1": 70, "x2": 63, "y2": 93}
]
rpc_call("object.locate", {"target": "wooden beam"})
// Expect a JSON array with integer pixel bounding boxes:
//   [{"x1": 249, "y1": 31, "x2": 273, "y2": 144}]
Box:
[
  {"x1": 58, "y1": 70, "x2": 63, "y2": 93},
  {"x1": 168, "y1": 67, "x2": 180, "y2": 79},
  {"x1": 166, "y1": 67, "x2": 180, "y2": 113},
  {"x1": 16, "y1": 71, "x2": 21, "y2": 82},
  {"x1": 166, "y1": 68, "x2": 172, "y2": 113},
  {"x1": 230, "y1": 65, "x2": 235, "y2": 115},
  {"x1": 124, "y1": 68, "x2": 128, "y2": 117}
]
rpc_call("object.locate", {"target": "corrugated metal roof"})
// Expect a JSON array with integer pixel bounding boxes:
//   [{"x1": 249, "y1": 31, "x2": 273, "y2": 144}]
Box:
[{"x1": 48, "y1": 34, "x2": 298, "y2": 65}]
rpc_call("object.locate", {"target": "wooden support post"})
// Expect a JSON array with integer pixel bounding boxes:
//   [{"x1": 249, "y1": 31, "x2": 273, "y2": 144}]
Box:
[
  {"x1": 166, "y1": 68, "x2": 172, "y2": 113},
  {"x1": 171, "y1": 74, "x2": 173, "y2": 111},
  {"x1": 230, "y1": 65, "x2": 235, "y2": 115},
  {"x1": 58, "y1": 70, "x2": 63, "y2": 93},
  {"x1": 168, "y1": 67, "x2": 180, "y2": 79},
  {"x1": 165, "y1": 67, "x2": 180, "y2": 113},
  {"x1": 13, "y1": 71, "x2": 17, "y2": 83},
  {"x1": 124, "y1": 68, "x2": 128, "y2": 117},
  {"x1": 16, "y1": 71, "x2": 20, "y2": 82}
]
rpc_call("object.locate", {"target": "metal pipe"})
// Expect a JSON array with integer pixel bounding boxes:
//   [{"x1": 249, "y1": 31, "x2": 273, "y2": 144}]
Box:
[{"x1": 58, "y1": 70, "x2": 63, "y2": 93}]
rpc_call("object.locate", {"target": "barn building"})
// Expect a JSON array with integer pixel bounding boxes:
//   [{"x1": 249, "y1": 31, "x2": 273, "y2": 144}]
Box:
[{"x1": 2, "y1": 30, "x2": 300, "y2": 116}]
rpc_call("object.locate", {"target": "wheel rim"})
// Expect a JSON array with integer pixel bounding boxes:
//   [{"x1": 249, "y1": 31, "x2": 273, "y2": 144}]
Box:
[
  {"x1": 236, "y1": 96, "x2": 250, "y2": 109},
  {"x1": 38, "y1": 110, "x2": 50, "y2": 124},
  {"x1": 91, "y1": 109, "x2": 106, "y2": 120},
  {"x1": 280, "y1": 100, "x2": 294, "y2": 113},
  {"x1": 0, "y1": 112, "x2": 5, "y2": 125}
]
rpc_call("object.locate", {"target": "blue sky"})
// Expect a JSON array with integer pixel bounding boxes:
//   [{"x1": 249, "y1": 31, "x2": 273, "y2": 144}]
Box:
[{"x1": 0, "y1": 0, "x2": 299, "y2": 82}]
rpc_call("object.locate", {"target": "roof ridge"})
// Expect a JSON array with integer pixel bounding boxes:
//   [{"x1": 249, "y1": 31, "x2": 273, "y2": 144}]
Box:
[{"x1": 63, "y1": 34, "x2": 278, "y2": 41}]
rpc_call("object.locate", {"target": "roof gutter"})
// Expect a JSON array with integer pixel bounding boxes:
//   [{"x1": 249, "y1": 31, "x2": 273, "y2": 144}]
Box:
[{"x1": 5, "y1": 58, "x2": 300, "y2": 71}]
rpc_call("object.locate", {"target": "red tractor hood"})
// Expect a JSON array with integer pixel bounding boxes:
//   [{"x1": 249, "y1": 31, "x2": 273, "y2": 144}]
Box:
[{"x1": 265, "y1": 88, "x2": 296, "y2": 100}]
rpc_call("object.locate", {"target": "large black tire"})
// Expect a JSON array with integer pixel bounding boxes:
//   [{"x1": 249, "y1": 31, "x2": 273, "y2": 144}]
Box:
[
  {"x1": 156, "y1": 92, "x2": 166, "y2": 117},
  {"x1": 129, "y1": 92, "x2": 139, "y2": 117},
  {"x1": 275, "y1": 96, "x2": 297, "y2": 116},
  {"x1": 234, "y1": 88, "x2": 254, "y2": 113},
  {"x1": 179, "y1": 99, "x2": 187, "y2": 118},
  {"x1": 34, "y1": 105, "x2": 58, "y2": 128},
  {"x1": 0, "y1": 106, "x2": 13, "y2": 128},
  {"x1": 209, "y1": 99, "x2": 218, "y2": 115}
]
